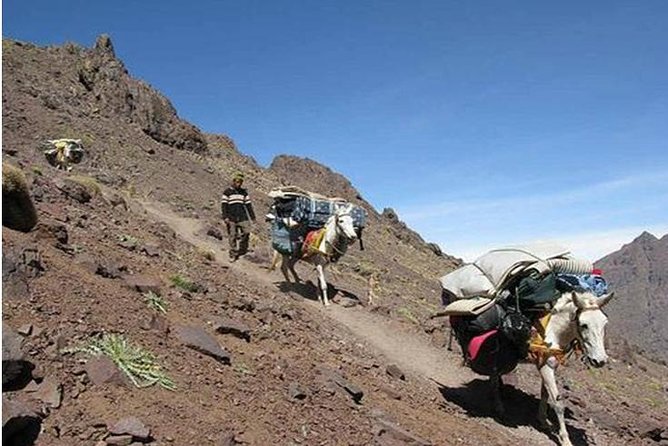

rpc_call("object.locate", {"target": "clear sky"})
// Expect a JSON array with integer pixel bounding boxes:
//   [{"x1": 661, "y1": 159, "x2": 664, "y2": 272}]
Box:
[{"x1": 4, "y1": 1, "x2": 668, "y2": 261}]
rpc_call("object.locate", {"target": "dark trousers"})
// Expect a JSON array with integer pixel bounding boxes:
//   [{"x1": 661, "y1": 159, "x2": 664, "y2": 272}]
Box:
[{"x1": 227, "y1": 220, "x2": 251, "y2": 257}]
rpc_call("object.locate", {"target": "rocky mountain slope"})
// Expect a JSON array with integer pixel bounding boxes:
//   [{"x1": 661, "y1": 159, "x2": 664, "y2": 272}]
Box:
[
  {"x1": 3, "y1": 36, "x2": 667, "y2": 446},
  {"x1": 596, "y1": 232, "x2": 668, "y2": 364}
]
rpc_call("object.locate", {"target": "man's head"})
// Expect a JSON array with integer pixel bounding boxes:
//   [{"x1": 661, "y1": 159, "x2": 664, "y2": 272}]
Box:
[{"x1": 232, "y1": 172, "x2": 244, "y2": 187}]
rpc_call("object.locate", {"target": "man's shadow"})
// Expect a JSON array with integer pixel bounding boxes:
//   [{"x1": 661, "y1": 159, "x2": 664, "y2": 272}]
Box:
[{"x1": 436, "y1": 379, "x2": 589, "y2": 445}]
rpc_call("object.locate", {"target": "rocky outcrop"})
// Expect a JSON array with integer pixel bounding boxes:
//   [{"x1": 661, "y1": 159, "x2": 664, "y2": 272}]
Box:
[{"x1": 77, "y1": 35, "x2": 207, "y2": 153}]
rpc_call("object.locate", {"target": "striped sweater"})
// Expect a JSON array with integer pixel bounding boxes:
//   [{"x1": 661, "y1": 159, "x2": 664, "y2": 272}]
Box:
[{"x1": 221, "y1": 186, "x2": 256, "y2": 222}]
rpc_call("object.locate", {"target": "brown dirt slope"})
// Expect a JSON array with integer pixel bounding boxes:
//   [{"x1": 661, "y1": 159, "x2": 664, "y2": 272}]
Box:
[{"x1": 3, "y1": 36, "x2": 667, "y2": 446}]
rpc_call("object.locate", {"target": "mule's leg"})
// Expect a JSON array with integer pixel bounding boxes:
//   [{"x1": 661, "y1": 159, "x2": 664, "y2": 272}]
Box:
[
  {"x1": 287, "y1": 258, "x2": 301, "y2": 283},
  {"x1": 316, "y1": 264, "x2": 329, "y2": 306},
  {"x1": 490, "y1": 374, "x2": 505, "y2": 416},
  {"x1": 268, "y1": 250, "x2": 280, "y2": 272},
  {"x1": 279, "y1": 256, "x2": 292, "y2": 283},
  {"x1": 539, "y1": 361, "x2": 572, "y2": 446},
  {"x1": 538, "y1": 382, "x2": 550, "y2": 429}
]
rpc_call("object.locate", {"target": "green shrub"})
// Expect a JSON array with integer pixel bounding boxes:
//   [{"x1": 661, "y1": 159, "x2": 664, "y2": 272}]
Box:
[
  {"x1": 169, "y1": 274, "x2": 199, "y2": 293},
  {"x1": 65, "y1": 333, "x2": 175, "y2": 390},
  {"x1": 144, "y1": 291, "x2": 168, "y2": 313}
]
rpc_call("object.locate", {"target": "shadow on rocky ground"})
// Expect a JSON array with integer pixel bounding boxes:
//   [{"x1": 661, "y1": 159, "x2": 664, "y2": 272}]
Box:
[{"x1": 437, "y1": 378, "x2": 590, "y2": 446}]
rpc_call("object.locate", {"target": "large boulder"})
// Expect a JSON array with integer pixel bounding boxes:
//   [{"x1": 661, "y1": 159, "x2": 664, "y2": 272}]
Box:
[
  {"x1": 2, "y1": 163, "x2": 37, "y2": 232},
  {"x1": 2, "y1": 325, "x2": 34, "y2": 390},
  {"x1": 2, "y1": 397, "x2": 42, "y2": 444}
]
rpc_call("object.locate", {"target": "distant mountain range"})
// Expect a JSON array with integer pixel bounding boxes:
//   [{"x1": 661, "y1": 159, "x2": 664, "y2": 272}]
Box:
[{"x1": 596, "y1": 231, "x2": 668, "y2": 364}]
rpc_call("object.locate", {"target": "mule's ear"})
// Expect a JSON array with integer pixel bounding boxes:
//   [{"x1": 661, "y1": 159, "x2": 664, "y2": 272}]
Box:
[
  {"x1": 572, "y1": 291, "x2": 588, "y2": 310},
  {"x1": 597, "y1": 292, "x2": 615, "y2": 308}
]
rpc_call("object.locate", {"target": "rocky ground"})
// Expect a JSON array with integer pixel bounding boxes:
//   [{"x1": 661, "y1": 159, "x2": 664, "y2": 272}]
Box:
[{"x1": 3, "y1": 36, "x2": 667, "y2": 446}]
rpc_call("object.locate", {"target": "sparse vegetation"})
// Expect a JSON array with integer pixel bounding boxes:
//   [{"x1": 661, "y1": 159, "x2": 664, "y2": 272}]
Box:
[
  {"x1": 31, "y1": 166, "x2": 43, "y2": 176},
  {"x1": 197, "y1": 247, "x2": 216, "y2": 261},
  {"x1": 397, "y1": 307, "x2": 419, "y2": 325},
  {"x1": 118, "y1": 234, "x2": 139, "y2": 246},
  {"x1": 353, "y1": 260, "x2": 378, "y2": 278},
  {"x1": 233, "y1": 362, "x2": 254, "y2": 376},
  {"x1": 65, "y1": 333, "x2": 176, "y2": 390},
  {"x1": 144, "y1": 291, "x2": 168, "y2": 313},
  {"x1": 170, "y1": 274, "x2": 199, "y2": 293},
  {"x1": 69, "y1": 175, "x2": 101, "y2": 196}
]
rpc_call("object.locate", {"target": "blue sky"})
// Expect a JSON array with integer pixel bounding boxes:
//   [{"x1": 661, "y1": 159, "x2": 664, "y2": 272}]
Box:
[{"x1": 4, "y1": 1, "x2": 668, "y2": 261}]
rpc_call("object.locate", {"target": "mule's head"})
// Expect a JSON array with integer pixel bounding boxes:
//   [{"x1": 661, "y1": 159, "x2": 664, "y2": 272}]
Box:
[
  {"x1": 572, "y1": 291, "x2": 614, "y2": 368},
  {"x1": 332, "y1": 205, "x2": 357, "y2": 240}
]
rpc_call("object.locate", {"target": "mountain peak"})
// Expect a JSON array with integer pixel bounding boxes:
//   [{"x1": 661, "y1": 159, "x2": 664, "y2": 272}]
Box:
[{"x1": 634, "y1": 231, "x2": 658, "y2": 244}]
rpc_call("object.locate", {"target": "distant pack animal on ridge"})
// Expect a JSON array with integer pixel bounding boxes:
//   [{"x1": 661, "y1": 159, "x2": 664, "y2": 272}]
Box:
[{"x1": 44, "y1": 139, "x2": 85, "y2": 171}]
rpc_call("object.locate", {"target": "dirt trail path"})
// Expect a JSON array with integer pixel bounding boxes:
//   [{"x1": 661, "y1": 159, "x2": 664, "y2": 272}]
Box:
[{"x1": 138, "y1": 199, "x2": 556, "y2": 446}]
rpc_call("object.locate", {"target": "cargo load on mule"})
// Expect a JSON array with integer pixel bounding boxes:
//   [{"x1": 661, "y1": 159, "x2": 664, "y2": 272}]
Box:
[
  {"x1": 439, "y1": 243, "x2": 608, "y2": 376},
  {"x1": 267, "y1": 186, "x2": 367, "y2": 257}
]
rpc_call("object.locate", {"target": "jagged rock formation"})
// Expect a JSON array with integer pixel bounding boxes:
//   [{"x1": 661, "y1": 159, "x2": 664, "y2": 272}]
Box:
[{"x1": 2, "y1": 35, "x2": 666, "y2": 446}]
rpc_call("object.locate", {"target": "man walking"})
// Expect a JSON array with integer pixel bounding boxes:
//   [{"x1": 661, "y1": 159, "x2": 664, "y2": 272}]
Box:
[{"x1": 221, "y1": 172, "x2": 256, "y2": 261}]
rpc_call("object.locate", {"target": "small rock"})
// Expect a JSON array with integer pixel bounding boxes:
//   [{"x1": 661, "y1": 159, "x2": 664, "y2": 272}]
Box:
[
  {"x1": 206, "y1": 226, "x2": 224, "y2": 240},
  {"x1": 57, "y1": 178, "x2": 92, "y2": 203},
  {"x1": 317, "y1": 366, "x2": 363, "y2": 403},
  {"x1": 84, "y1": 356, "x2": 127, "y2": 387},
  {"x1": 148, "y1": 313, "x2": 170, "y2": 336},
  {"x1": 108, "y1": 416, "x2": 150, "y2": 440},
  {"x1": 21, "y1": 247, "x2": 45, "y2": 277},
  {"x1": 124, "y1": 275, "x2": 162, "y2": 294},
  {"x1": 210, "y1": 316, "x2": 251, "y2": 342},
  {"x1": 374, "y1": 418, "x2": 432, "y2": 446},
  {"x1": 105, "y1": 434, "x2": 134, "y2": 446},
  {"x1": 97, "y1": 262, "x2": 125, "y2": 279},
  {"x1": 76, "y1": 253, "x2": 100, "y2": 275},
  {"x1": 219, "y1": 432, "x2": 239, "y2": 446},
  {"x1": 118, "y1": 239, "x2": 137, "y2": 251},
  {"x1": 141, "y1": 244, "x2": 160, "y2": 257},
  {"x1": 386, "y1": 364, "x2": 405, "y2": 381},
  {"x1": 34, "y1": 378, "x2": 62, "y2": 408},
  {"x1": 336, "y1": 297, "x2": 358, "y2": 308},
  {"x1": 379, "y1": 386, "x2": 402, "y2": 400},
  {"x1": 288, "y1": 382, "x2": 308, "y2": 401},
  {"x1": 17, "y1": 324, "x2": 33, "y2": 336},
  {"x1": 173, "y1": 325, "x2": 231, "y2": 364},
  {"x1": 107, "y1": 193, "x2": 127, "y2": 210},
  {"x1": 35, "y1": 220, "x2": 69, "y2": 245}
]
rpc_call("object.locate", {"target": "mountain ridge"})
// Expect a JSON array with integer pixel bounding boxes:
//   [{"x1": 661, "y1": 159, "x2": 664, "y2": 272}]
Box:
[{"x1": 3, "y1": 35, "x2": 667, "y2": 446}]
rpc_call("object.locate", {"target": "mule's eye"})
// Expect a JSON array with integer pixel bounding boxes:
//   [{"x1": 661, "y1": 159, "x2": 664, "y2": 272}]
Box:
[{"x1": 580, "y1": 323, "x2": 588, "y2": 331}]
